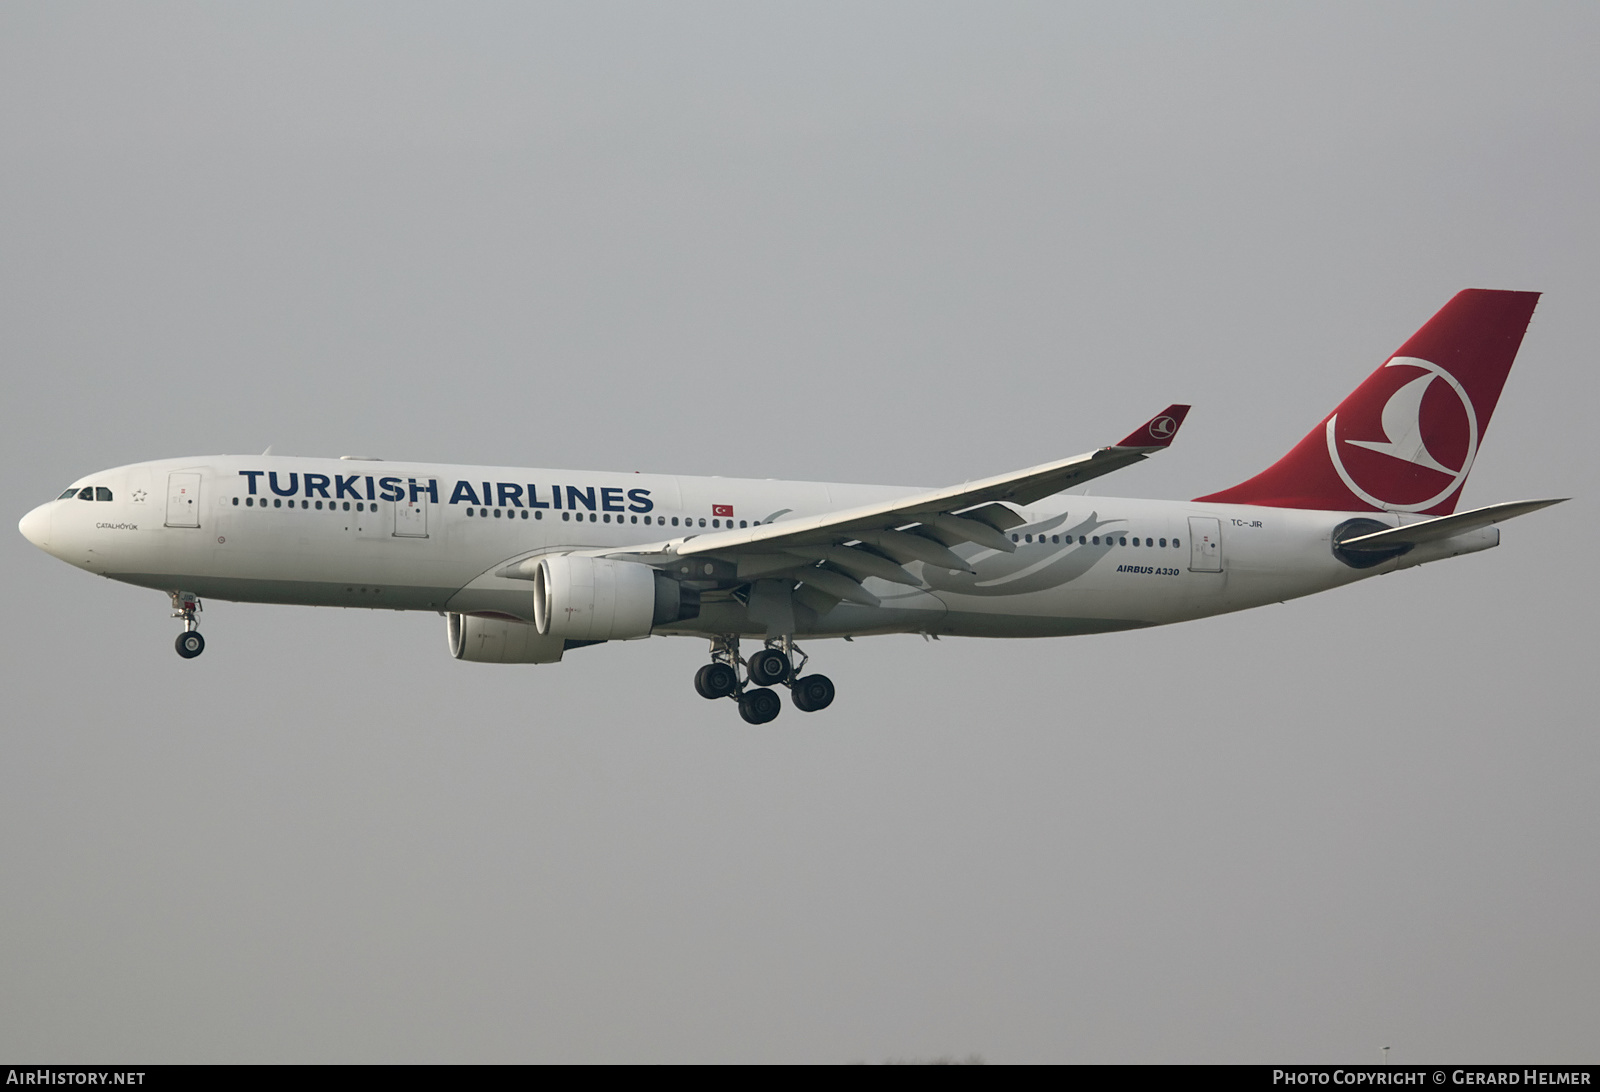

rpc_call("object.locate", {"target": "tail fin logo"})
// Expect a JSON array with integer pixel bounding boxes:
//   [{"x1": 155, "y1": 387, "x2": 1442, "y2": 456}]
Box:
[
  {"x1": 1148, "y1": 415, "x2": 1177, "y2": 439},
  {"x1": 1324, "y1": 356, "x2": 1479, "y2": 512}
]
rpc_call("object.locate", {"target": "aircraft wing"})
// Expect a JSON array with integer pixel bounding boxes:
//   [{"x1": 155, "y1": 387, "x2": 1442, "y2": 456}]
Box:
[
  {"x1": 672, "y1": 403, "x2": 1189, "y2": 556},
  {"x1": 516, "y1": 405, "x2": 1192, "y2": 608}
]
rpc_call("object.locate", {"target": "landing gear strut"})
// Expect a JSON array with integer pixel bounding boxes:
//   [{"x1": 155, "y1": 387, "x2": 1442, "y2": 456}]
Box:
[
  {"x1": 171, "y1": 591, "x2": 205, "y2": 659},
  {"x1": 692, "y1": 635, "x2": 836, "y2": 722}
]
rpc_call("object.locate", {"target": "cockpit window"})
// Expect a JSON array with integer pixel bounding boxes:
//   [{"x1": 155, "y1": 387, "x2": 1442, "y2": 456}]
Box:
[
  {"x1": 59, "y1": 488, "x2": 78, "y2": 500},
  {"x1": 77, "y1": 487, "x2": 94, "y2": 501},
  {"x1": 95, "y1": 487, "x2": 113, "y2": 501}
]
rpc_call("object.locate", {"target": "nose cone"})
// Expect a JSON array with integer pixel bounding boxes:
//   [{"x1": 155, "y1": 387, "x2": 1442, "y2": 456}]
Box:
[{"x1": 19, "y1": 503, "x2": 53, "y2": 551}]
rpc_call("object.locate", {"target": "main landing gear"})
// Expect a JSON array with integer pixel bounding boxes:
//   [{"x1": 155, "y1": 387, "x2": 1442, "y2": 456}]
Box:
[
  {"x1": 694, "y1": 636, "x2": 835, "y2": 724},
  {"x1": 171, "y1": 591, "x2": 205, "y2": 659}
]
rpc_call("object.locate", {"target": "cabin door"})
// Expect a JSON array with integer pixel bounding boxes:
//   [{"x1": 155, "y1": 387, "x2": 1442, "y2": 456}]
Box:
[
  {"x1": 394, "y1": 494, "x2": 429, "y2": 537},
  {"x1": 165, "y1": 472, "x2": 201, "y2": 528},
  {"x1": 1188, "y1": 517, "x2": 1222, "y2": 572}
]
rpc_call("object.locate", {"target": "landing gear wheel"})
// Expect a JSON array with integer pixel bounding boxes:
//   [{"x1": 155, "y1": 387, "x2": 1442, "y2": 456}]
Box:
[
  {"x1": 748, "y1": 648, "x2": 791, "y2": 687},
  {"x1": 738, "y1": 687, "x2": 782, "y2": 725},
  {"x1": 694, "y1": 662, "x2": 738, "y2": 699},
  {"x1": 175, "y1": 631, "x2": 205, "y2": 659},
  {"x1": 790, "y1": 674, "x2": 835, "y2": 712}
]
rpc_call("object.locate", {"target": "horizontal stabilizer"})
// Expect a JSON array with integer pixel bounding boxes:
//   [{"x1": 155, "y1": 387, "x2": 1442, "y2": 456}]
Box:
[{"x1": 1338, "y1": 498, "x2": 1566, "y2": 551}]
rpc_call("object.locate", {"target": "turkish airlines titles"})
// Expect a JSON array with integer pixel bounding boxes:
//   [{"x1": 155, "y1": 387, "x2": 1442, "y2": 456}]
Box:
[{"x1": 235, "y1": 471, "x2": 656, "y2": 513}]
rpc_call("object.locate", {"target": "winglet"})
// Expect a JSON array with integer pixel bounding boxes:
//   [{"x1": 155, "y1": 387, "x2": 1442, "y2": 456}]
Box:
[{"x1": 1114, "y1": 404, "x2": 1190, "y2": 449}]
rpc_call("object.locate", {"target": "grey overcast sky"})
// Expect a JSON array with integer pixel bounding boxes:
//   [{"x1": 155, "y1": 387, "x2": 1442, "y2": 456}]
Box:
[{"x1": 2, "y1": 2, "x2": 1596, "y2": 1064}]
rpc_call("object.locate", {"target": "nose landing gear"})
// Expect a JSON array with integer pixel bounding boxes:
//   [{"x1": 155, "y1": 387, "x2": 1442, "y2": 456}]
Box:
[
  {"x1": 693, "y1": 636, "x2": 836, "y2": 722},
  {"x1": 171, "y1": 591, "x2": 205, "y2": 659}
]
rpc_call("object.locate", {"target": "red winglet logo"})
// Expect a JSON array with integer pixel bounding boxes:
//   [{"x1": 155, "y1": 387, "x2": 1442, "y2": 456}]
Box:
[
  {"x1": 712, "y1": 504, "x2": 733, "y2": 518},
  {"x1": 1116, "y1": 404, "x2": 1191, "y2": 448}
]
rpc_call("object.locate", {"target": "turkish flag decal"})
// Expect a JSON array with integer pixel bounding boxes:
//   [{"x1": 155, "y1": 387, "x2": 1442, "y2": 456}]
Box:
[{"x1": 712, "y1": 504, "x2": 733, "y2": 517}]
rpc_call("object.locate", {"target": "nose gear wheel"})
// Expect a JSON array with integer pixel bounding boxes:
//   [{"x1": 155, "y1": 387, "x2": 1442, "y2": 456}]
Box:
[{"x1": 169, "y1": 591, "x2": 205, "y2": 659}]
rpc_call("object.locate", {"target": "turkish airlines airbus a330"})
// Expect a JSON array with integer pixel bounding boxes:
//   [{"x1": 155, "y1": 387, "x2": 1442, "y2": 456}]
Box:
[{"x1": 19, "y1": 290, "x2": 1563, "y2": 722}]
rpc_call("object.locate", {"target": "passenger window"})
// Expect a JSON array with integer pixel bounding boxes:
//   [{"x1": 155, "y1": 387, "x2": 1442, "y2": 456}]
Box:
[
  {"x1": 521, "y1": 510, "x2": 528, "y2": 519},
  {"x1": 1160, "y1": 538, "x2": 1167, "y2": 547},
  {"x1": 671, "y1": 517, "x2": 679, "y2": 527},
  {"x1": 1011, "y1": 534, "x2": 1019, "y2": 542},
  {"x1": 343, "y1": 502, "x2": 351, "y2": 511},
  {"x1": 1119, "y1": 537, "x2": 1127, "y2": 546},
  {"x1": 698, "y1": 518, "x2": 706, "y2": 527},
  {"x1": 274, "y1": 499, "x2": 282, "y2": 508},
  {"x1": 740, "y1": 520, "x2": 747, "y2": 528},
  {"x1": 1173, "y1": 538, "x2": 1180, "y2": 548},
  {"x1": 1025, "y1": 534, "x2": 1032, "y2": 543},
  {"x1": 562, "y1": 512, "x2": 570, "y2": 521},
  {"x1": 534, "y1": 511, "x2": 542, "y2": 520},
  {"x1": 1092, "y1": 536, "x2": 1099, "y2": 545}
]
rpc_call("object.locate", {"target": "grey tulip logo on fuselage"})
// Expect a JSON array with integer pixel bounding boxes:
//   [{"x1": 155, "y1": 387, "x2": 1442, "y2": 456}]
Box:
[{"x1": 920, "y1": 511, "x2": 1126, "y2": 597}]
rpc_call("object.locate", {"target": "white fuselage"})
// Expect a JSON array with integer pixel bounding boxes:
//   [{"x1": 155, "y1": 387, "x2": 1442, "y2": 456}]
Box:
[{"x1": 20, "y1": 455, "x2": 1497, "y2": 643}]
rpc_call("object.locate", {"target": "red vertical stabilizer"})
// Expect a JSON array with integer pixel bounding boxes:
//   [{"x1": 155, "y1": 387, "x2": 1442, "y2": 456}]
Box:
[{"x1": 1196, "y1": 289, "x2": 1540, "y2": 514}]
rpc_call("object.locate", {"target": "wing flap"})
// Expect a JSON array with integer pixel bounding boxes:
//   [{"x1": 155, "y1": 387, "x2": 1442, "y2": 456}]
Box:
[
  {"x1": 796, "y1": 566, "x2": 880, "y2": 607},
  {"x1": 784, "y1": 545, "x2": 921, "y2": 587}
]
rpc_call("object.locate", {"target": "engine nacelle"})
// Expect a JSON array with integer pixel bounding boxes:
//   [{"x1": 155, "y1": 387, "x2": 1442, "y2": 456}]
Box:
[
  {"x1": 533, "y1": 554, "x2": 699, "y2": 640},
  {"x1": 447, "y1": 612, "x2": 567, "y2": 664}
]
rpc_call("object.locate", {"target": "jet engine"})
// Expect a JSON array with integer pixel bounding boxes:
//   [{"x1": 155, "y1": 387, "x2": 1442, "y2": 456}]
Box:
[
  {"x1": 533, "y1": 554, "x2": 699, "y2": 641},
  {"x1": 447, "y1": 612, "x2": 568, "y2": 664}
]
